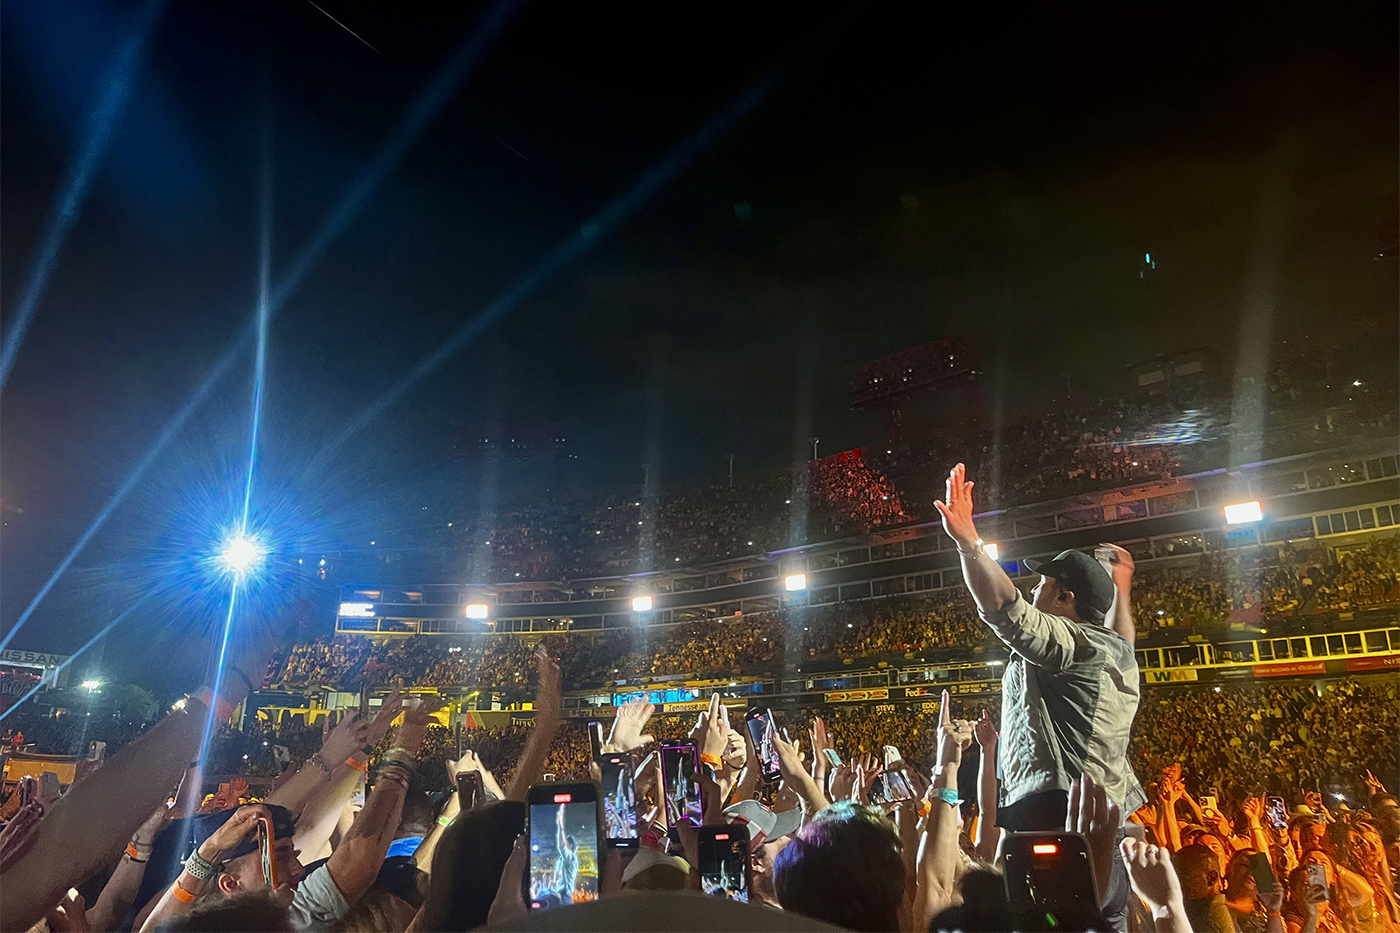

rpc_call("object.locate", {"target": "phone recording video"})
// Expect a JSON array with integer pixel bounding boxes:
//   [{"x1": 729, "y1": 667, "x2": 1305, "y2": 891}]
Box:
[
  {"x1": 661, "y1": 743, "x2": 702, "y2": 826},
  {"x1": 1002, "y1": 833, "x2": 1098, "y2": 912},
  {"x1": 1266, "y1": 795, "x2": 1288, "y2": 831},
  {"x1": 698, "y1": 824, "x2": 750, "y2": 903},
  {"x1": 256, "y1": 815, "x2": 279, "y2": 889},
  {"x1": 527, "y1": 783, "x2": 601, "y2": 910},
  {"x1": 598, "y1": 754, "x2": 638, "y2": 846},
  {"x1": 744, "y1": 707, "x2": 781, "y2": 783},
  {"x1": 875, "y1": 768, "x2": 916, "y2": 803},
  {"x1": 588, "y1": 721, "x2": 604, "y2": 761}
]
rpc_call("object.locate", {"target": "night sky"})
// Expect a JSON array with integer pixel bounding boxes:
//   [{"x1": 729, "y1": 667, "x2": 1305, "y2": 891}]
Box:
[{"x1": 1, "y1": 1, "x2": 1396, "y2": 668}]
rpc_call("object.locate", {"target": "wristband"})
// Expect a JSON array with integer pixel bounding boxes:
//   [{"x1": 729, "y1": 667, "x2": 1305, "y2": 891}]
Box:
[
  {"x1": 193, "y1": 687, "x2": 235, "y2": 722},
  {"x1": 917, "y1": 799, "x2": 932, "y2": 818},
  {"x1": 184, "y1": 851, "x2": 219, "y2": 881},
  {"x1": 933, "y1": 787, "x2": 960, "y2": 807},
  {"x1": 438, "y1": 815, "x2": 454, "y2": 827},
  {"x1": 126, "y1": 843, "x2": 150, "y2": 862},
  {"x1": 171, "y1": 878, "x2": 197, "y2": 904},
  {"x1": 346, "y1": 756, "x2": 368, "y2": 772},
  {"x1": 700, "y1": 753, "x2": 723, "y2": 768}
]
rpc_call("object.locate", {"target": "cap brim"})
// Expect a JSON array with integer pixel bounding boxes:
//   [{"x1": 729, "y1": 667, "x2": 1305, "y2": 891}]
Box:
[
  {"x1": 1022, "y1": 557, "x2": 1054, "y2": 576},
  {"x1": 769, "y1": 807, "x2": 804, "y2": 841}
]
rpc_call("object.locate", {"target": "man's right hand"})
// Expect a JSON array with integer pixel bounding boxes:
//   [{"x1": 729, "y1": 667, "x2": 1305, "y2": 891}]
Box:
[
  {"x1": 933, "y1": 463, "x2": 980, "y2": 550},
  {"x1": 200, "y1": 804, "x2": 268, "y2": 861},
  {"x1": 607, "y1": 698, "x2": 655, "y2": 753},
  {"x1": 1120, "y1": 837, "x2": 1185, "y2": 916}
]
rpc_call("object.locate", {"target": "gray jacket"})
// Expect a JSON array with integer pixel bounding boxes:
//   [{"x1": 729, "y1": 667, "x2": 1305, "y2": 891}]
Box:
[{"x1": 981, "y1": 593, "x2": 1146, "y2": 816}]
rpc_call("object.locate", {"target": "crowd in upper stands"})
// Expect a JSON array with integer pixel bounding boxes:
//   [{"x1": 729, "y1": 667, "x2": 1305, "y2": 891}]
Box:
[{"x1": 263, "y1": 533, "x2": 1398, "y2": 695}]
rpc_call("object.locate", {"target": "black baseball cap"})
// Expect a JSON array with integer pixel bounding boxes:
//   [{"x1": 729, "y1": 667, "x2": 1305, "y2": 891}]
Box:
[{"x1": 1022, "y1": 549, "x2": 1115, "y2": 618}]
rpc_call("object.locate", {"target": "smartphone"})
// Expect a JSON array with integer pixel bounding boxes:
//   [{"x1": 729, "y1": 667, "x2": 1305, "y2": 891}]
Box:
[
  {"x1": 744, "y1": 707, "x2": 781, "y2": 783},
  {"x1": 877, "y1": 768, "x2": 916, "y2": 803},
  {"x1": 1248, "y1": 851, "x2": 1276, "y2": 895},
  {"x1": 1304, "y1": 863, "x2": 1328, "y2": 902},
  {"x1": 1265, "y1": 796, "x2": 1287, "y2": 831},
  {"x1": 882, "y1": 746, "x2": 902, "y2": 768},
  {"x1": 822, "y1": 748, "x2": 843, "y2": 769},
  {"x1": 698, "y1": 824, "x2": 751, "y2": 903},
  {"x1": 661, "y1": 742, "x2": 702, "y2": 826},
  {"x1": 588, "y1": 722, "x2": 605, "y2": 761},
  {"x1": 1199, "y1": 794, "x2": 1219, "y2": 815},
  {"x1": 526, "y1": 781, "x2": 601, "y2": 910},
  {"x1": 542, "y1": 772, "x2": 556, "y2": 782},
  {"x1": 256, "y1": 815, "x2": 279, "y2": 889},
  {"x1": 1003, "y1": 832, "x2": 1098, "y2": 911},
  {"x1": 598, "y1": 754, "x2": 638, "y2": 847},
  {"x1": 457, "y1": 770, "x2": 484, "y2": 811}
]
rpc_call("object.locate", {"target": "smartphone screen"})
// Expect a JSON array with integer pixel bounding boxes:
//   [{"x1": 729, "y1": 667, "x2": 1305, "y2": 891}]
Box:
[
  {"x1": 527, "y1": 783, "x2": 601, "y2": 910},
  {"x1": 661, "y1": 743, "x2": 702, "y2": 826},
  {"x1": 1003, "y1": 833, "x2": 1098, "y2": 911},
  {"x1": 744, "y1": 708, "x2": 781, "y2": 782},
  {"x1": 598, "y1": 754, "x2": 638, "y2": 846},
  {"x1": 822, "y1": 748, "x2": 843, "y2": 768},
  {"x1": 699, "y1": 825, "x2": 750, "y2": 903},
  {"x1": 457, "y1": 770, "x2": 484, "y2": 811},
  {"x1": 882, "y1": 768, "x2": 916, "y2": 803},
  {"x1": 1304, "y1": 863, "x2": 1328, "y2": 902},
  {"x1": 1266, "y1": 796, "x2": 1287, "y2": 831},
  {"x1": 588, "y1": 722, "x2": 604, "y2": 762}
]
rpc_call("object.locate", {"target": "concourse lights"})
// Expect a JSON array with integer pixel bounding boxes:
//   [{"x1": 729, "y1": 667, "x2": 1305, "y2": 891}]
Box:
[
  {"x1": 464, "y1": 603, "x2": 489, "y2": 620},
  {"x1": 982, "y1": 542, "x2": 1000, "y2": 562},
  {"x1": 82, "y1": 680, "x2": 101, "y2": 691},
  {"x1": 218, "y1": 533, "x2": 266, "y2": 576},
  {"x1": 784, "y1": 573, "x2": 807, "y2": 592},
  {"x1": 1224, "y1": 501, "x2": 1263, "y2": 525},
  {"x1": 339, "y1": 602, "x2": 375, "y2": 618},
  {"x1": 632, "y1": 596, "x2": 653, "y2": 613}
]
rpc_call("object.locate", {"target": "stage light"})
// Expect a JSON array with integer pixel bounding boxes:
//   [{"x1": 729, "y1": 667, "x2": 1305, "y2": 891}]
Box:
[
  {"x1": 219, "y1": 534, "x2": 266, "y2": 575},
  {"x1": 82, "y1": 679, "x2": 101, "y2": 691},
  {"x1": 339, "y1": 602, "x2": 375, "y2": 618},
  {"x1": 1224, "y1": 501, "x2": 1262, "y2": 525},
  {"x1": 982, "y1": 542, "x2": 999, "y2": 561},
  {"x1": 632, "y1": 596, "x2": 653, "y2": 612},
  {"x1": 784, "y1": 574, "x2": 807, "y2": 591},
  {"x1": 464, "y1": 603, "x2": 489, "y2": 620}
]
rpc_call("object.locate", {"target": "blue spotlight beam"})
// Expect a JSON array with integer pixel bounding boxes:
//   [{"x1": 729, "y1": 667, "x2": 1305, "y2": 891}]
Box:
[
  {"x1": 0, "y1": 0, "x2": 169, "y2": 391},
  {"x1": 195, "y1": 581, "x2": 241, "y2": 763},
  {"x1": 0, "y1": 1, "x2": 525, "y2": 649},
  {"x1": 241, "y1": 124, "x2": 274, "y2": 529},
  {"x1": 0, "y1": 597, "x2": 150, "y2": 722},
  {"x1": 0, "y1": 347, "x2": 240, "y2": 652},
  {"x1": 309, "y1": 70, "x2": 782, "y2": 468}
]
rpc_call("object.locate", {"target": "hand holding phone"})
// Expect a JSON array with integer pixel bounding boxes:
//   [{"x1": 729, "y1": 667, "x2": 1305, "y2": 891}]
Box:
[
  {"x1": 1003, "y1": 833, "x2": 1098, "y2": 911},
  {"x1": 527, "y1": 782, "x2": 601, "y2": 910},
  {"x1": 457, "y1": 770, "x2": 484, "y2": 811},
  {"x1": 699, "y1": 825, "x2": 751, "y2": 902},
  {"x1": 744, "y1": 708, "x2": 781, "y2": 783},
  {"x1": 256, "y1": 815, "x2": 279, "y2": 889},
  {"x1": 598, "y1": 753, "x2": 638, "y2": 847}
]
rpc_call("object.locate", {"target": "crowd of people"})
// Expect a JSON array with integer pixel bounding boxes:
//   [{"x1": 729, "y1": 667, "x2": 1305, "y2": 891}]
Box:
[{"x1": 356, "y1": 349, "x2": 1396, "y2": 584}]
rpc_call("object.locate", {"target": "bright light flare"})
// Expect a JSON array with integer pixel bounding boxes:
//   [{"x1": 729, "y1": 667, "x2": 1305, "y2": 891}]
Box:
[
  {"x1": 464, "y1": 603, "x2": 489, "y2": 620},
  {"x1": 219, "y1": 534, "x2": 266, "y2": 575},
  {"x1": 1224, "y1": 501, "x2": 1263, "y2": 525},
  {"x1": 339, "y1": 602, "x2": 375, "y2": 618},
  {"x1": 982, "y1": 542, "x2": 1000, "y2": 561},
  {"x1": 784, "y1": 573, "x2": 807, "y2": 591},
  {"x1": 632, "y1": 596, "x2": 653, "y2": 612},
  {"x1": 82, "y1": 679, "x2": 101, "y2": 691}
]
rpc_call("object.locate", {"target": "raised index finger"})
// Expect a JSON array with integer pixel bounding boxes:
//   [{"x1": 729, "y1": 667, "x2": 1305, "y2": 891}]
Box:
[{"x1": 939, "y1": 689, "x2": 953, "y2": 729}]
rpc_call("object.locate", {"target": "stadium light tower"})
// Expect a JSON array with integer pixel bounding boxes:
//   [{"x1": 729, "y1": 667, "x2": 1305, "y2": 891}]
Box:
[
  {"x1": 1224, "y1": 501, "x2": 1263, "y2": 525},
  {"x1": 784, "y1": 573, "x2": 807, "y2": 591},
  {"x1": 464, "y1": 603, "x2": 489, "y2": 620},
  {"x1": 632, "y1": 595, "x2": 653, "y2": 613},
  {"x1": 218, "y1": 533, "x2": 266, "y2": 576}
]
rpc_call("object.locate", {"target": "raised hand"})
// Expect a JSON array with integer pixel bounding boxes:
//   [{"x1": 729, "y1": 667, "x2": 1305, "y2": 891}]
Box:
[
  {"x1": 1094, "y1": 542, "x2": 1135, "y2": 588},
  {"x1": 769, "y1": 722, "x2": 805, "y2": 784},
  {"x1": 202, "y1": 804, "x2": 269, "y2": 858},
  {"x1": 935, "y1": 689, "x2": 973, "y2": 769},
  {"x1": 1120, "y1": 837, "x2": 1185, "y2": 915},
  {"x1": 973, "y1": 710, "x2": 998, "y2": 751},
  {"x1": 828, "y1": 763, "x2": 855, "y2": 803},
  {"x1": 689, "y1": 694, "x2": 730, "y2": 763},
  {"x1": 1067, "y1": 775, "x2": 1121, "y2": 909},
  {"x1": 809, "y1": 717, "x2": 834, "y2": 782},
  {"x1": 933, "y1": 462, "x2": 980, "y2": 549},
  {"x1": 1241, "y1": 796, "x2": 1263, "y2": 825},
  {"x1": 364, "y1": 689, "x2": 406, "y2": 747},
  {"x1": 395, "y1": 696, "x2": 443, "y2": 756},
  {"x1": 854, "y1": 753, "x2": 884, "y2": 803},
  {"x1": 320, "y1": 711, "x2": 372, "y2": 765},
  {"x1": 0, "y1": 802, "x2": 44, "y2": 874},
  {"x1": 607, "y1": 697, "x2": 656, "y2": 753},
  {"x1": 1364, "y1": 769, "x2": 1387, "y2": 797},
  {"x1": 533, "y1": 645, "x2": 562, "y2": 717},
  {"x1": 44, "y1": 888, "x2": 90, "y2": 933}
]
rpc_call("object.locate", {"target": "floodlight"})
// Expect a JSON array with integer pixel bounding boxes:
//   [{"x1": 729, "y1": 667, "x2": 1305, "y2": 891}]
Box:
[
  {"x1": 632, "y1": 595, "x2": 653, "y2": 612},
  {"x1": 982, "y1": 542, "x2": 1000, "y2": 561},
  {"x1": 338, "y1": 602, "x2": 375, "y2": 618},
  {"x1": 218, "y1": 534, "x2": 266, "y2": 575},
  {"x1": 1224, "y1": 501, "x2": 1263, "y2": 525},
  {"x1": 784, "y1": 574, "x2": 807, "y2": 591},
  {"x1": 82, "y1": 679, "x2": 101, "y2": 691},
  {"x1": 464, "y1": 603, "x2": 489, "y2": 620}
]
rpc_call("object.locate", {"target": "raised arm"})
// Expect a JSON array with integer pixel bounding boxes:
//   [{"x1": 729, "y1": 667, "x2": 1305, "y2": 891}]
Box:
[
  {"x1": 972, "y1": 710, "x2": 1000, "y2": 863},
  {"x1": 1096, "y1": 543, "x2": 1137, "y2": 645},
  {"x1": 771, "y1": 721, "x2": 828, "y2": 817},
  {"x1": 914, "y1": 690, "x2": 973, "y2": 933},
  {"x1": 506, "y1": 646, "x2": 562, "y2": 802},
  {"x1": 935, "y1": 463, "x2": 1018, "y2": 614}
]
